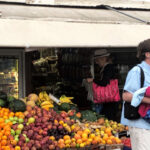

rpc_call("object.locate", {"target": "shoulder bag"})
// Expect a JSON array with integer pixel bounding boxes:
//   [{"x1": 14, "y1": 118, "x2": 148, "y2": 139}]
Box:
[{"x1": 124, "y1": 66, "x2": 144, "y2": 120}]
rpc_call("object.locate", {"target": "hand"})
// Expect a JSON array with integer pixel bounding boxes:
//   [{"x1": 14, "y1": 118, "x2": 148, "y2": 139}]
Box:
[
  {"x1": 87, "y1": 78, "x2": 93, "y2": 83},
  {"x1": 122, "y1": 91, "x2": 133, "y2": 102}
]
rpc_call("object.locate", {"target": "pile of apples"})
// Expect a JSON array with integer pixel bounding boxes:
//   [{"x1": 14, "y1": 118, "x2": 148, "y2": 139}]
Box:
[{"x1": 12, "y1": 106, "x2": 74, "y2": 150}]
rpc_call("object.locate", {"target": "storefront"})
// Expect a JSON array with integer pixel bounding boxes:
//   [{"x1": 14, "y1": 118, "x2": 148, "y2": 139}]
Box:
[
  {"x1": 0, "y1": 1, "x2": 149, "y2": 149},
  {"x1": 0, "y1": 2, "x2": 149, "y2": 98}
]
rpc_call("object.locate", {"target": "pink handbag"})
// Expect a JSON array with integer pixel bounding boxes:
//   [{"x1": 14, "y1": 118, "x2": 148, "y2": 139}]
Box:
[{"x1": 93, "y1": 79, "x2": 120, "y2": 103}]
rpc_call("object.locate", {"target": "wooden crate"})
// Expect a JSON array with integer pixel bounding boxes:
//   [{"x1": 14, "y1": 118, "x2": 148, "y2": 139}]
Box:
[
  {"x1": 105, "y1": 144, "x2": 124, "y2": 150},
  {"x1": 65, "y1": 144, "x2": 105, "y2": 150}
]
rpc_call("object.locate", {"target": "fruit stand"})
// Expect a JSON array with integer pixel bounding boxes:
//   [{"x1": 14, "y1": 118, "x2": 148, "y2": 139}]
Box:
[{"x1": 0, "y1": 92, "x2": 130, "y2": 150}]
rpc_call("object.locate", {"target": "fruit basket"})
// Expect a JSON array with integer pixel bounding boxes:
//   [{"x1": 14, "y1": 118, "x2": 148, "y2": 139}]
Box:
[{"x1": 105, "y1": 144, "x2": 124, "y2": 150}]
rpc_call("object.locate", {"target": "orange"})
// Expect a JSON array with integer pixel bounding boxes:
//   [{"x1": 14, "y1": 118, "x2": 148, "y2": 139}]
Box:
[
  {"x1": 70, "y1": 142, "x2": 76, "y2": 148},
  {"x1": 77, "y1": 139, "x2": 82, "y2": 144},
  {"x1": 103, "y1": 135, "x2": 109, "y2": 141},
  {"x1": 92, "y1": 139, "x2": 98, "y2": 145},
  {"x1": 19, "y1": 114, "x2": 24, "y2": 119},
  {"x1": 0, "y1": 118, "x2": 4, "y2": 123},
  {"x1": 82, "y1": 133, "x2": 88, "y2": 139},
  {"x1": 74, "y1": 134, "x2": 81, "y2": 140},
  {"x1": 9, "y1": 112, "x2": 14, "y2": 117},
  {"x1": 58, "y1": 139, "x2": 64, "y2": 144},
  {"x1": 63, "y1": 135, "x2": 70, "y2": 141},
  {"x1": 15, "y1": 112, "x2": 20, "y2": 117},
  {"x1": 3, "y1": 116, "x2": 8, "y2": 120},
  {"x1": 94, "y1": 136, "x2": 101, "y2": 143},
  {"x1": 1, "y1": 140, "x2": 7, "y2": 146},
  {"x1": 4, "y1": 146, "x2": 10, "y2": 150},
  {"x1": 2, "y1": 136, "x2": 7, "y2": 140},
  {"x1": 4, "y1": 126, "x2": 11, "y2": 131},
  {"x1": 106, "y1": 139, "x2": 112, "y2": 144},
  {"x1": 11, "y1": 140, "x2": 17, "y2": 146},
  {"x1": 15, "y1": 146, "x2": 21, "y2": 150},
  {"x1": 58, "y1": 143, "x2": 65, "y2": 149},
  {"x1": 83, "y1": 128, "x2": 90, "y2": 134},
  {"x1": 64, "y1": 139, "x2": 71, "y2": 145},
  {"x1": 102, "y1": 139, "x2": 106, "y2": 144},
  {"x1": 0, "y1": 132, "x2": 3, "y2": 137},
  {"x1": 77, "y1": 131, "x2": 83, "y2": 136},
  {"x1": 3, "y1": 112, "x2": 8, "y2": 116},
  {"x1": 82, "y1": 137, "x2": 87, "y2": 142},
  {"x1": 71, "y1": 138, "x2": 76, "y2": 142},
  {"x1": 7, "y1": 122, "x2": 12, "y2": 126},
  {"x1": 49, "y1": 136, "x2": 55, "y2": 141},
  {"x1": 89, "y1": 134, "x2": 95, "y2": 139},
  {"x1": 115, "y1": 138, "x2": 121, "y2": 144}
]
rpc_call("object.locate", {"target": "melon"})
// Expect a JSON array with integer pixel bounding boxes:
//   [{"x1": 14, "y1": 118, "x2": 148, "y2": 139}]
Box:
[
  {"x1": 26, "y1": 101, "x2": 35, "y2": 108},
  {"x1": 27, "y1": 93, "x2": 38, "y2": 102}
]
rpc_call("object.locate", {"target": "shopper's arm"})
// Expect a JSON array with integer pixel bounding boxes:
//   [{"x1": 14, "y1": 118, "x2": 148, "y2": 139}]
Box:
[
  {"x1": 122, "y1": 91, "x2": 133, "y2": 102},
  {"x1": 141, "y1": 97, "x2": 150, "y2": 104}
]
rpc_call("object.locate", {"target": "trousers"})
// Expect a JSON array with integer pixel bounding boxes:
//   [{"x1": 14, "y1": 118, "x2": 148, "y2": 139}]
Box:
[{"x1": 129, "y1": 126, "x2": 150, "y2": 150}]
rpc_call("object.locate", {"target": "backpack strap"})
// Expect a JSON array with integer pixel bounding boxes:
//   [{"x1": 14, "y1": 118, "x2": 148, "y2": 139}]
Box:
[{"x1": 138, "y1": 66, "x2": 145, "y2": 88}]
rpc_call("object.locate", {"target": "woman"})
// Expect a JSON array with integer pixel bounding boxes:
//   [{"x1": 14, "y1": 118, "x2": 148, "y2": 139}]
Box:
[{"x1": 87, "y1": 49, "x2": 119, "y2": 121}]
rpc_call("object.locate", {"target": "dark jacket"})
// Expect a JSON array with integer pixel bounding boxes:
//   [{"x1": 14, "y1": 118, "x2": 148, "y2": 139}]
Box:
[{"x1": 93, "y1": 64, "x2": 118, "y2": 86}]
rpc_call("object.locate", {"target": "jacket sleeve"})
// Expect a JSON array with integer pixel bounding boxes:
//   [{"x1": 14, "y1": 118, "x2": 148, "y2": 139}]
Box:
[{"x1": 93, "y1": 64, "x2": 116, "y2": 86}]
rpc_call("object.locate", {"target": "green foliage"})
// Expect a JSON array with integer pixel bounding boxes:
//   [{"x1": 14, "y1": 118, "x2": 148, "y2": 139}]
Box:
[
  {"x1": 59, "y1": 103, "x2": 70, "y2": 112},
  {"x1": 9, "y1": 99, "x2": 26, "y2": 112},
  {"x1": 0, "y1": 99, "x2": 6, "y2": 107},
  {"x1": 81, "y1": 110, "x2": 97, "y2": 122}
]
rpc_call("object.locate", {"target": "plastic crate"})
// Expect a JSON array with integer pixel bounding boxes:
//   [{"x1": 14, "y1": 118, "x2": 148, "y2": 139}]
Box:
[{"x1": 105, "y1": 144, "x2": 124, "y2": 150}]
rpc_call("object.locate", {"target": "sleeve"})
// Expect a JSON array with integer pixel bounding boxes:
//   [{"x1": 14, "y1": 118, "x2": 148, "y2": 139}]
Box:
[
  {"x1": 124, "y1": 66, "x2": 141, "y2": 94},
  {"x1": 131, "y1": 87, "x2": 147, "y2": 107},
  {"x1": 93, "y1": 64, "x2": 115, "y2": 86}
]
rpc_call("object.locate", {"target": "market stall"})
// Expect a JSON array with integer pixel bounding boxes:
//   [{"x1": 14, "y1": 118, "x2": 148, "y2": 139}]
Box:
[{"x1": 0, "y1": 1, "x2": 150, "y2": 149}]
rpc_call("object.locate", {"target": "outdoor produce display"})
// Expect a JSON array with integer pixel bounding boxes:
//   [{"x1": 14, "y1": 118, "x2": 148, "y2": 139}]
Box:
[{"x1": 0, "y1": 92, "x2": 129, "y2": 150}]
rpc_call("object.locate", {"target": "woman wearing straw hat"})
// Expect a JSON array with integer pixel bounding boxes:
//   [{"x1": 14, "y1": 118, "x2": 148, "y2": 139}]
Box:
[{"x1": 87, "y1": 49, "x2": 119, "y2": 121}]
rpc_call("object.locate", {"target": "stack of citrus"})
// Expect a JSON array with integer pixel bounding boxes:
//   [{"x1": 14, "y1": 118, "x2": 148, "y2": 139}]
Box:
[{"x1": 0, "y1": 108, "x2": 23, "y2": 150}]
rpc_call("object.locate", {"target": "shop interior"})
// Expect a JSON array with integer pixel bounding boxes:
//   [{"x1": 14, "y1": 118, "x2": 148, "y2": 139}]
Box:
[
  {"x1": 0, "y1": 48, "x2": 139, "y2": 122},
  {"x1": 24, "y1": 48, "x2": 139, "y2": 121}
]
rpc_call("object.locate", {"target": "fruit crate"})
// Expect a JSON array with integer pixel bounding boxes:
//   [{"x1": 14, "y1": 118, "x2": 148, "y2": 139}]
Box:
[
  {"x1": 64, "y1": 144, "x2": 105, "y2": 150},
  {"x1": 105, "y1": 144, "x2": 124, "y2": 150}
]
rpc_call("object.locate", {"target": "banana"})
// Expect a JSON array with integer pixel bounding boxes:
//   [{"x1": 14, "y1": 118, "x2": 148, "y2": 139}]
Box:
[
  {"x1": 39, "y1": 91, "x2": 44, "y2": 100},
  {"x1": 42, "y1": 104, "x2": 54, "y2": 109},
  {"x1": 59, "y1": 95, "x2": 74, "y2": 104},
  {"x1": 41, "y1": 101, "x2": 52, "y2": 107}
]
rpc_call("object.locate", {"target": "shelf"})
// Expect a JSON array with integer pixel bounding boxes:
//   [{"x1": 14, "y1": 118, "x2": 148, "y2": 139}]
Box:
[
  {"x1": 0, "y1": 83, "x2": 17, "y2": 85},
  {"x1": 32, "y1": 72, "x2": 57, "y2": 77}
]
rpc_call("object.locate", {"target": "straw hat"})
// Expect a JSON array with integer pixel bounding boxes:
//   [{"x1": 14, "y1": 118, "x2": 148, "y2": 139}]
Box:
[{"x1": 94, "y1": 49, "x2": 110, "y2": 59}]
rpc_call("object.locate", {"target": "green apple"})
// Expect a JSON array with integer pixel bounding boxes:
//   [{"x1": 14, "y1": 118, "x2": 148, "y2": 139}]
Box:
[
  {"x1": 5, "y1": 119, "x2": 10, "y2": 123},
  {"x1": 14, "y1": 137, "x2": 19, "y2": 142},
  {"x1": 14, "y1": 117, "x2": 18, "y2": 121},
  {"x1": 14, "y1": 135, "x2": 19, "y2": 142},
  {"x1": 23, "y1": 134, "x2": 27, "y2": 138},
  {"x1": 15, "y1": 129, "x2": 21, "y2": 135},
  {"x1": 18, "y1": 124, "x2": 24, "y2": 130},
  {"x1": 11, "y1": 129, "x2": 15, "y2": 136},
  {"x1": 12, "y1": 121, "x2": 17, "y2": 124},
  {"x1": 18, "y1": 118, "x2": 24, "y2": 124},
  {"x1": 9, "y1": 117, "x2": 14, "y2": 122},
  {"x1": 25, "y1": 138, "x2": 30, "y2": 143},
  {"x1": 28, "y1": 117, "x2": 35, "y2": 124}
]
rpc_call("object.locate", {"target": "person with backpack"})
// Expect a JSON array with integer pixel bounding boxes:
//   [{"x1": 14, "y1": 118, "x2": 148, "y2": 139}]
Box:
[{"x1": 121, "y1": 39, "x2": 150, "y2": 150}]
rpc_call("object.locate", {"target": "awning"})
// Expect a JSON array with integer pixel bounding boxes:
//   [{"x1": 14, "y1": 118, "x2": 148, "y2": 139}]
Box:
[{"x1": 0, "y1": 4, "x2": 150, "y2": 48}]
